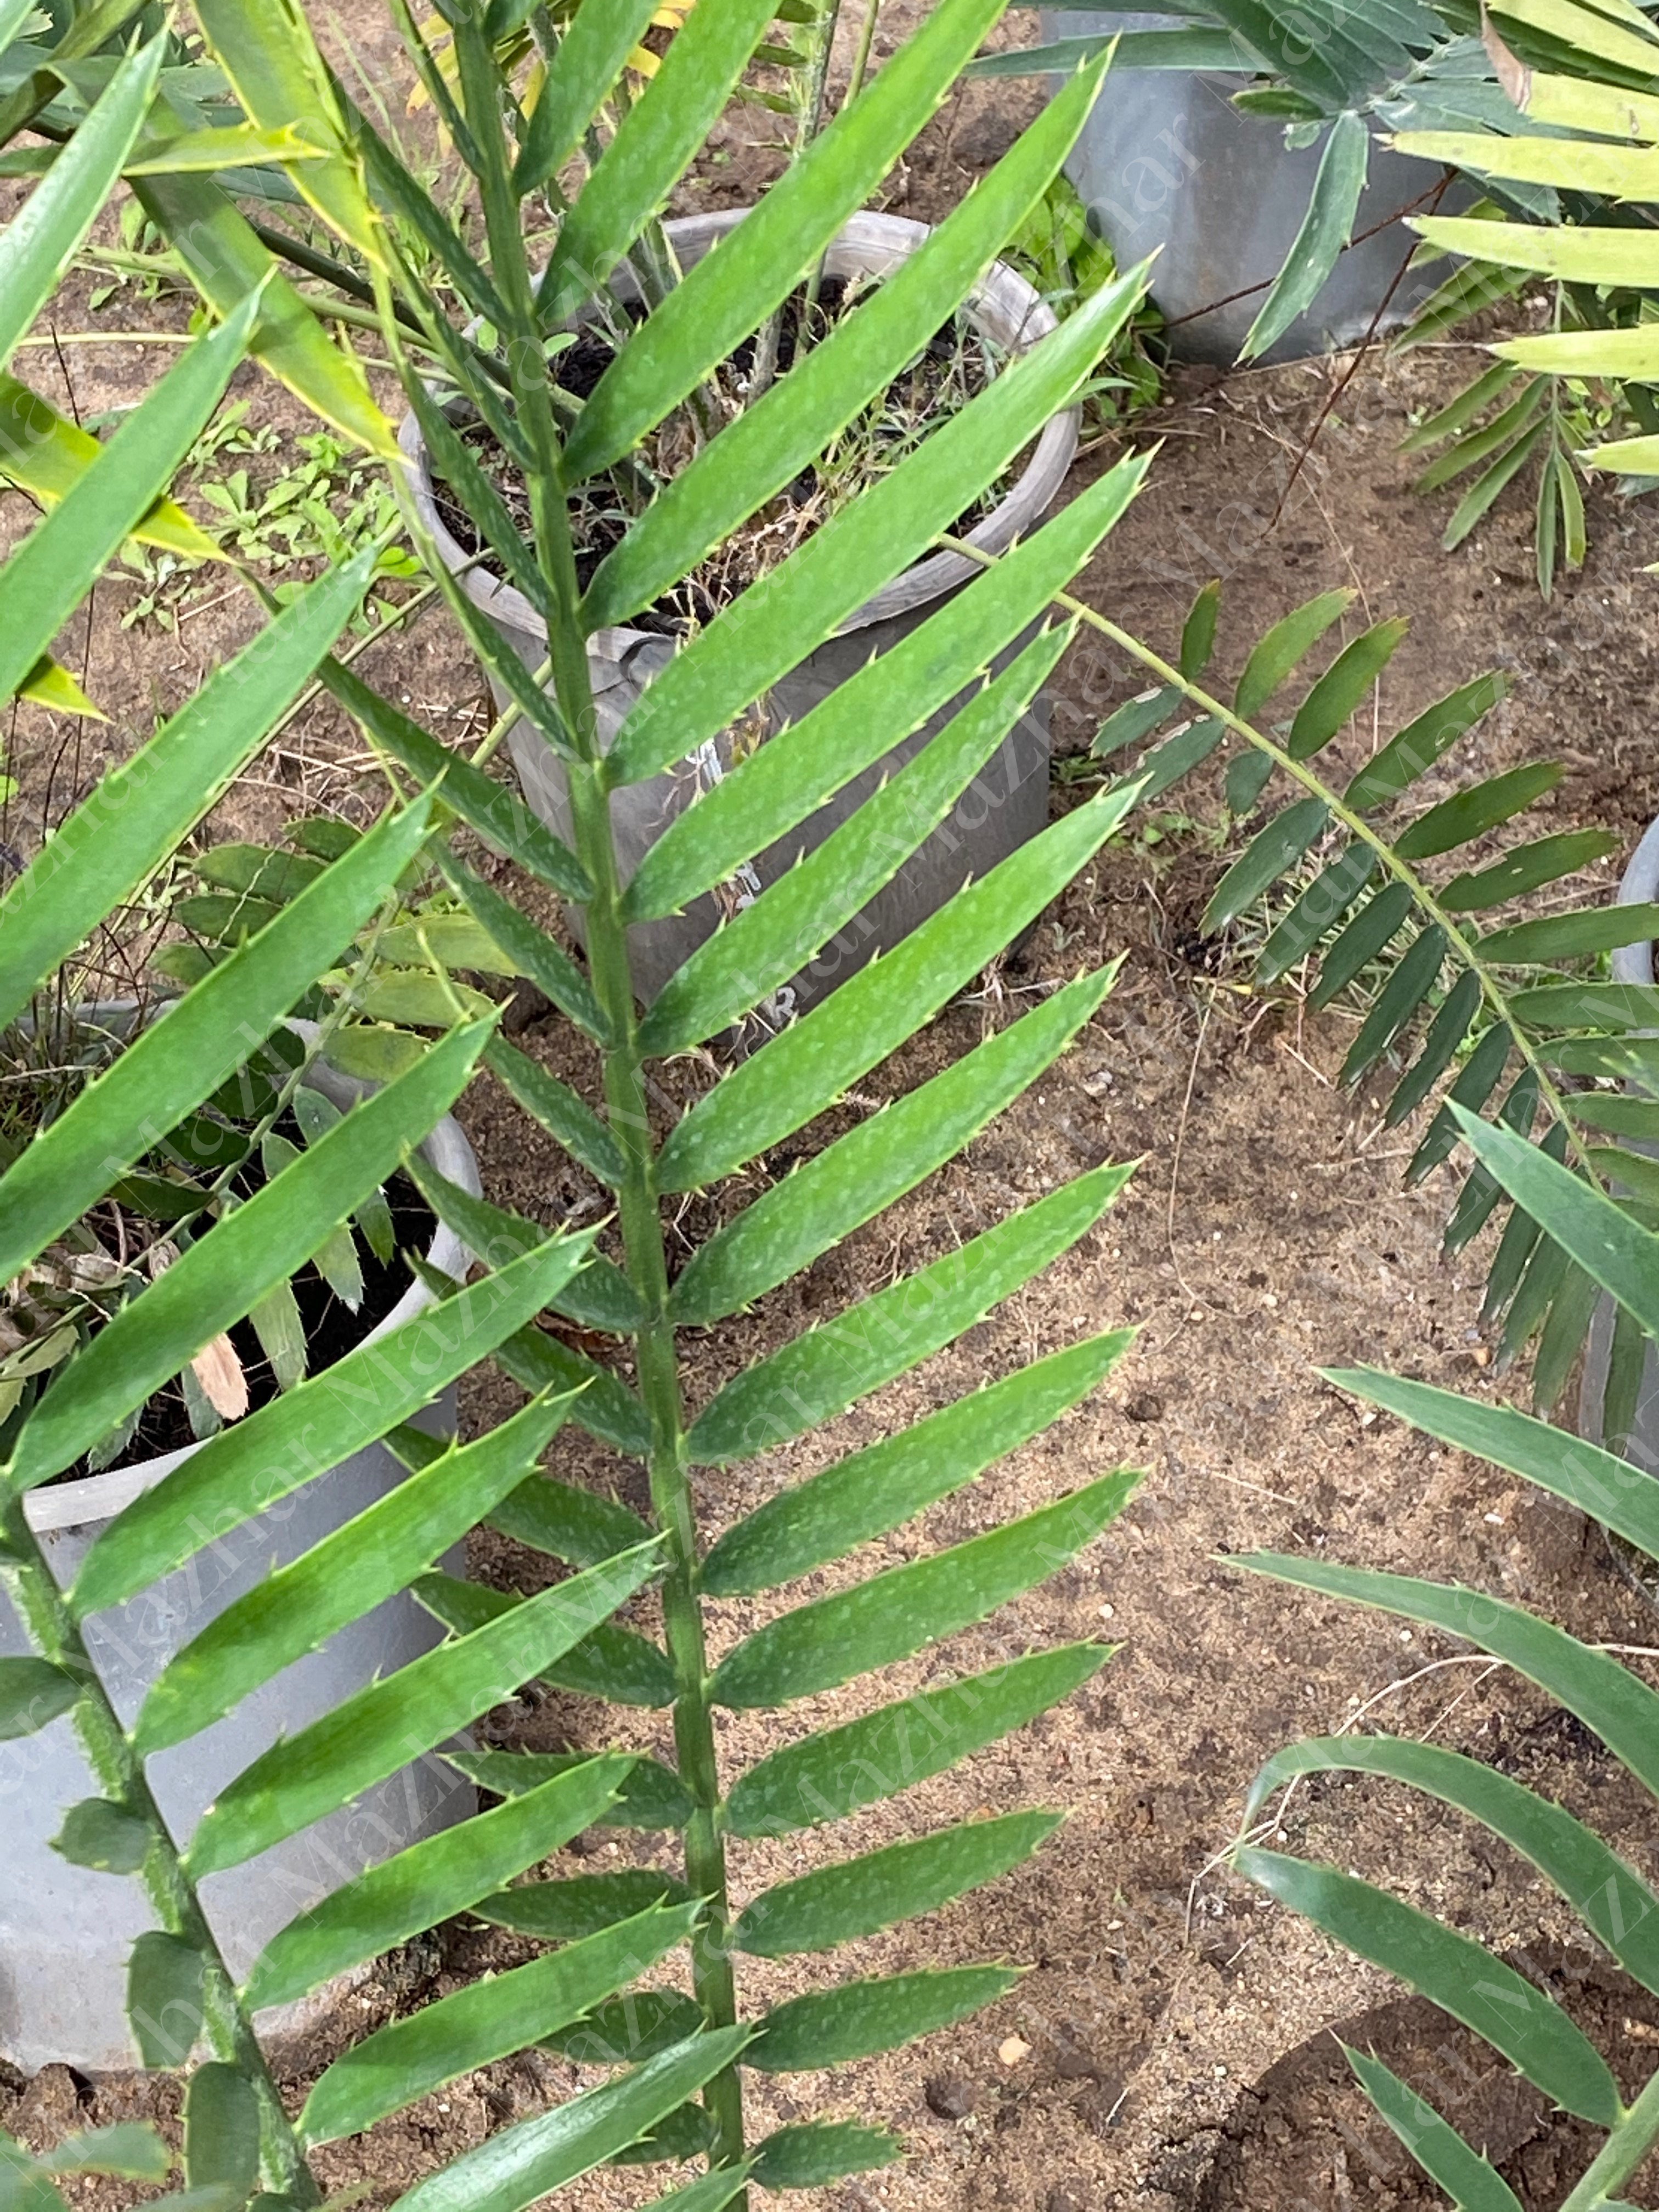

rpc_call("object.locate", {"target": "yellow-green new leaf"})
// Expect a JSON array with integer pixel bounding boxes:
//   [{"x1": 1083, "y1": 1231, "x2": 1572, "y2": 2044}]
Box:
[
  {"x1": 134, "y1": 172, "x2": 394, "y2": 458},
  {"x1": 193, "y1": 0, "x2": 382, "y2": 263},
  {"x1": 0, "y1": 376, "x2": 219, "y2": 560}
]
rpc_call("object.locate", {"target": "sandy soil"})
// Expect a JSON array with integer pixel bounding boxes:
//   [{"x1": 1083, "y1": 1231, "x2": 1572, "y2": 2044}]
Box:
[{"x1": 7, "y1": 10, "x2": 1659, "y2": 2210}]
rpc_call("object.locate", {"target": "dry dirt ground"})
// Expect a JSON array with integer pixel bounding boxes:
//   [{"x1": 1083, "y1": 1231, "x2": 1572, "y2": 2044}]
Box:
[{"x1": 8, "y1": 12, "x2": 1659, "y2": 2211}]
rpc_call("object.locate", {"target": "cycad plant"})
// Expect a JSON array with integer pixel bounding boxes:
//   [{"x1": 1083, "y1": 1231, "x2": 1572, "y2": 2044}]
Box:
[
  {"x1": 1392, "y1": 0, "x2": 1659, "y2": 490},
  {"x1": 0, "y1": 44, "x2": 665, "y2": 2208},
  {"x1": 2, "y1": 5, "x2": 1163, "y2": 2202},
  {"x1": 1233, "y1": 1115, "x2": 1659, "y2": 2209},
  {"x1": 988, "y1": 564, "x2": 1659, "y2": 1429}
]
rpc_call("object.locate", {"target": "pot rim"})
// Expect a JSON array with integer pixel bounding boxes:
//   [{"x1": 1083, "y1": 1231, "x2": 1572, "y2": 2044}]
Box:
[
  {"x1": 399, "y1": 206, "x2": 1082, "y2": 653},
  {"x1": 1614, "y1": 818, "x2": 1659, "y2": 989},
  {"x1": 24, "y1": 1030, "x2": 482, "y2": 1536}
]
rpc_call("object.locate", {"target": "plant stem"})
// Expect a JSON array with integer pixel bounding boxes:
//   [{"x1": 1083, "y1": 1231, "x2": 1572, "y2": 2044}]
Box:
[
  {"x1": 937, "y1": 532, "x2": 1596, "y2": 1187},
  {"x1": 0, "y1": 1492, "x2": 317, "y2": 2200},
  {"x1": 753, "y1": 0, "x2": 849, "y2": 398},
  {"x1": 843, "y1": 0, "x2": 882, "y2": 109},
  {"x1": 1563, "y1": 2064, "x2": 1659, "y2": 2209},
  {"x1": 439, "y1": 28, "x2": 747, "y2": 2177}
]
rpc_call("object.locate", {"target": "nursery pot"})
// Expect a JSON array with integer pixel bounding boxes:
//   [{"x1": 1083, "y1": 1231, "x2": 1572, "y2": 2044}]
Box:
[
  {"x1": 1579, "y1": 817, "x2": 1659, "y2": 1471},
  {"x1": 0, "y1": 1056, "x2": 482, "y2": 2074},
  {"x1": 401, "y1": 210, "x2": 1079, "y2": 1022},
  {"x1": 1040, "y1": 11, "x2": 1466, "y2": 365}
]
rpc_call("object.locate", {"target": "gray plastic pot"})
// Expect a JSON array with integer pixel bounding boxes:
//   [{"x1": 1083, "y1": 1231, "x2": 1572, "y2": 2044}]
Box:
[
  {"x1": 1041, "y1": 11, "x2": 1464, "y2": 365},
  {"x1": 1579, "y1": 820, "x2": 1659, "y2": 1470},
  {"x1": 400, "y1": 210, "x2": 1078, "y2": 1022},
  {"x1": 0, "y1": 1058, "x2": 481, "y2": 2073}
]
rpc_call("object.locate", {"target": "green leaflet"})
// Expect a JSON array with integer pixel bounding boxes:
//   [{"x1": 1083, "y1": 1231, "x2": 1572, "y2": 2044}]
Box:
[
  {"x1": 1201, "y1": 798, "x2": 1330, "y2": 934},
  {"x1": 1393, "y1": 761, "x2": 1562, "y2": 861},
  {"x1": 386, "y1": 2029, "x2": 752, "y2": 2212},
  {"x1": 702, "y1": 1329, "x2": 1133, "y2": 1594},
  {"x1": 537, "y1": 0, "x2": 779, "y2": 325},
  {"x1": 1381, "y1": 969, "x2": 1481, "y2": 1128},
  {"x1": 670, "y1": 963, "x2": 1118, "y2": 1325},
  {"x1": 68, "y1": 1229, "x2": 596, "y2": 1616},
  {"x1": 734, "y1": 1811, "x2": 1062, "y2": 1957},
  {"x1": 1233, "y1": 1554, "x2": 1659, "y2": 1802},
  {"x1": 751, "y1": 1966, "x2": 1018, "y2": 2072},
  {"x1": 749, "y1": 2123, "x2": 899, "y2": 2188},
  {"x1": 184, "y1": 1541, "x2": 662, "y2": 1878},
  {"x1": 135, "y1": 171, "x2": 394, "y2": 458},
  {"x1": 436, "y1": 848, "x2": 610, "y2": 1043},
  {"x1": 298, "y1": 1901, "x2": 701, "y2": 2145},
  {"x1": 605, "y1": 272, "x2": 1149, "y2": 791},
  {"x1": 0, "y1": 285, "x2": 260, "y2": 709},
  {"x1": 486, "y1": 1468, "x2": 653, "y2": 1572},
  {"x1": 1091, "y1": 684, "x2": 1182, "y2": 761},
  {"x1": 492, "y1": 1321, "x2": 652, "y2": 1458},
  {"x1": 472, "y1": 1870, "x2": 692, "y2": 1943},
  {"x1": 14, "y1": 1021, "x2": 489, "y2": 1487},
  {"x1": 0, "y1": 1657, "x2": 81, "y2": 1737},
  {"x1": 398, "y1": 368, "x2": 552, "y2": 622},
  {"x1": 710, "y1": 1468, "x2": 1140, "y2": 1708},
  {"x1": 1309, "y1": 883, "x2": 1413, "y2": 1008},
  {"x1": 324, "y1": 657, "x2": 590, "y2": 904},
  {"x1": 637, "y1": 625, "x2": 1074, "y2": 1057},
  {"x1": 1234, "y1": 589, "x2": 1352, "y2": 719},
  {"x1": 52, "y1": 1798, "x2": 149, "y2": 1874},
  {"x1": 687, "y1": 1162, "x2": 1133, "y2": 1465},
  {"x1": 0, "y1": 35, "x2": 161, "y2": 366},
  {"x1": 0, "y1": 550, "x2": 376, "y2": 1039},
  {"x1": 1256, "y1": 847, "x2": 1374, "y2": 984},
  {"x1": 1450, "y1": 1106, "x2": 1659, "y2": 1342},
  {"x1": 482, "y1": 1038, "x2": 625, "y2": 1189},
  {"x1": 544, "y1": 1987, "x2": 703, "y2": 2066},
  {"x1": 1286, "y1": 618, "x2": 1410, "y2": 759},
  {"x1": 1240, "y1": 111, "x2": 1368, "y2": 361},
  {"x1": 1237, "y1": 1849, "x2": 1620, "y2": 2126},
  {"x1": 581, "y1": 55, "x2": 1111, "y2": 625},
  {"x1": 566, "y1": 0, "x2": 1039, "y2": 480},
  {"x1": 413, "y1": 1571, "x2": 675, "y2": 1708},
  {"x1": 445, "y1": 1748, "x2": 694, "y2": 1832},
  {"x1": 1343, "y1": 2049, "x2": 1525, "y2": 2212},
  {"x1": 1318, "y1": 1366, "x2": 1659, "y2": 1562},
  {"x1": 511, "y1": 0, "x2": 658, "y2": 193},
  {"x1": 1344, "y1": 672, "x2": 1506, "y2": 811},
  {"x1": 37, "y1": 2125, "x2": 170, "y2": 2182},
  {"x1": 1338, "y1": 924, "x2": 1446, "y2": 1085},
  {"x1": 126, "y1": 1933, "x2": 204, "y2": 2070},
  {"x1": 657, "y1": 785, "x2": 1142, "y2": 1193},
  {"x1": 0, "y1": 792, "x2": 427, "y2": 1301},
  {"x1": 403, "y1": 1161, "x2": 644, "y2": 1334},
  {"x1": 1246, "y1": 1735, "x2": 1659, "y2": 1998},
  {"x1": 1480, "y1": 902, "x2": 1659, "y2": 963},
  {"x1": 133, "y1": 1391, "x2": 577, "y2": 1757},
  {"x1": 347, "y1": 97, "x2": 505, "y2": 328},
  {"x1": 182, "y1": 2066, "x2": 257, "y2": 2197},
  {"x1": 622, "y1": 455, "x2": 1149, "y2": 924},
  {"x1": 628, "y1": 2171, "x2": 753, "y2": 2212},
  {"x1": 244, "y1": 1755, "x2": 641, "y2": 2011},
  {"x1": 725, "y1": 1642, "x2": 1113, "y2": 1838},
  {"x1": 1440, "y1": 830, "x2": 1618, "y2": 913},
  {"x1": 1509, "y1": 983, "x2": 1659, "y2": 1031}
]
